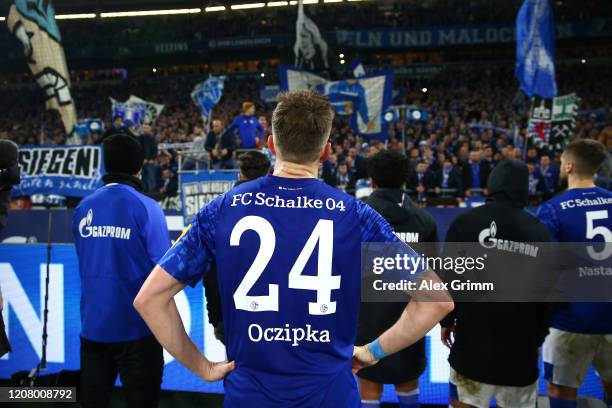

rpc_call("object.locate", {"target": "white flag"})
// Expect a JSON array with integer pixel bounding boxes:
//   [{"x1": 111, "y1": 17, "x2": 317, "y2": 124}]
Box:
[
  {"x1": 126, "y1": 95, "x2": 165, "y2": 124},
  {"x1": 294, "y1": 0, "x2": 329, "y2": 71}
]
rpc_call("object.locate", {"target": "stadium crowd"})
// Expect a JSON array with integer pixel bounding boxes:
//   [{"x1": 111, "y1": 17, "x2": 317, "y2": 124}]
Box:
[{"x1": 0, "y1": 63, "x2": 610, "y2": 206}]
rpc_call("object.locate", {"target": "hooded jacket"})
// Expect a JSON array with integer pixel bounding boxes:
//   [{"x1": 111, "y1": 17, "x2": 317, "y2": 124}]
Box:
[{"x1": 441, "y1": 160, "x2": 553, "y2": 387}]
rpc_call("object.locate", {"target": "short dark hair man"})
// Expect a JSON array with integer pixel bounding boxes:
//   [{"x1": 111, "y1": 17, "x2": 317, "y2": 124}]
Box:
[
  {"x1": 357, "y1": 149, "x2": 439, "y2": 408},
  {"x1": 536, "y1": 139, "x2": 612, "y2": 408},
  {"x1": 134, "y1": 91, "x2": 452, "y2": 406},
  {"x1": 236, "y1": 150, "x2": 271, "y2": 185},
  {"x1": 73, "y1": 133, "x2": 170, "y2": 408}
]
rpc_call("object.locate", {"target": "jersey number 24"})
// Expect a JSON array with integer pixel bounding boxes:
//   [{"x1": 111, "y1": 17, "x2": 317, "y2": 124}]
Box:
[{"x1": 230, "y1": 216, "x2": 341, "y2": 315}]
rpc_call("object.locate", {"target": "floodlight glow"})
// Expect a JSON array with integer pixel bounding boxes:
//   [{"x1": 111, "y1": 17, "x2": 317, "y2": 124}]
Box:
[{"x1": 231, "y1": 3, "x2": 266, "y2": 10}]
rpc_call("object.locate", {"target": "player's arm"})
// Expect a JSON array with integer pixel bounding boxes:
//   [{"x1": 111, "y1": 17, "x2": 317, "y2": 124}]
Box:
[
  {"x1": 353, "y1": 270, "x2": 453, "y2": 371},
  {"x1": 134, "y1": 265, "x2": 235, "y2": 382}
]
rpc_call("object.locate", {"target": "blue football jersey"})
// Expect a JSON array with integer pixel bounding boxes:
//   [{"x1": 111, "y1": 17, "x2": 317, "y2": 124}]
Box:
[
  {"x1": 73, "y1": 183, "x2": 171, "y2": 342},
  {"x1": 536, "y1": 187, "x2": 612, "y2": 334},
  {"x1": 159, "y1": 175, "x2": 420, "y2": 407}
]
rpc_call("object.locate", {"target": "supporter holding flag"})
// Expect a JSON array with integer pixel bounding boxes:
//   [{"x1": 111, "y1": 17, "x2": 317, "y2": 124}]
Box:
[{"x1": 229, "y1": 102, "x2": 264, "y2": 149}]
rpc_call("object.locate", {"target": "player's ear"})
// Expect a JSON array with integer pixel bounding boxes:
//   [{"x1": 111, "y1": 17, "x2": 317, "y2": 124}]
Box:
[
  {"x1": 268, "y1": 134, "x2": 277, "y2": 157},
  {"x1": 319, "y1": 143, "x2": 331, "y2": 163}
]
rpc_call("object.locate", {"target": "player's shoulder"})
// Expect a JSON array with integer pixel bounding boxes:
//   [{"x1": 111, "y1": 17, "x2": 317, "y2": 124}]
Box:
[
  {"x1": 540, "y1": 189, "x2": 572, "y2": 209},
  {"x1": 593, "y1": 186, "x2": 612, "y2": 197}
]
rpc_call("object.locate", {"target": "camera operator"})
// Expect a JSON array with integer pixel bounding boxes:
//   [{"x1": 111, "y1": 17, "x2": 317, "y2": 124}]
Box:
[{"x1": 0, "y1": 139, "x2": 20, "y2": 357}]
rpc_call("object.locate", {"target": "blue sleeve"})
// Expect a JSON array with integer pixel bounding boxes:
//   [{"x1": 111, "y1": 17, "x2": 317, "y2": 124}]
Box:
[
  {"x1": 536, "y1": 202, "x2": 560, "y2": 241},
  {"x1": 256, "y1": 121, "x2": 264, "y2": 135},
  {"x1": 356, "y1": 200, "x2": 401, "y2": 243},
  {"x1": 158, "y1": 196, "x2": 222, "y2": 286},
  {"x1": 356, "y1": 200, "x2": 425, "y2": 277},
  {"x1": 143, "y1": 200, "x2": 171, "y2": 265},
  {"x1": 228, "y1": 117, "x2": 238, "y2": 133}
]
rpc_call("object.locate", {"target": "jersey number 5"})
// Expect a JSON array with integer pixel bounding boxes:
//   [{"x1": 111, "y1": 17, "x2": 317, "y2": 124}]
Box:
[
  {"x1": 586, "y1": 210, "x2": 612, "y2": 260},
  {"x1": 230, "y1": 216, "x2": 341, "y2": 315}
]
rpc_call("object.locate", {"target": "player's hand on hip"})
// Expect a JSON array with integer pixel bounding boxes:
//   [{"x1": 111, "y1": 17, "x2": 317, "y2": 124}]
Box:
[
  {"x1": 352, "y1": 345, "x2": 378, "y2": 373},
  {"x1": 199, "y1": 360, "x2": 236, "y2": 382}
]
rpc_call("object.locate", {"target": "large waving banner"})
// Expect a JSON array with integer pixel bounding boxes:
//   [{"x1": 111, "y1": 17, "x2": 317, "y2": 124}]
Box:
[
  {"x1": 13, "y1": 145, "x2": 104, "y2": 198},
  {"x1": 279, "y1": 66, "x2": 393, "y2": 139},
  {"x1": 181, "y1": 170, "x2": 238, "y2": 224},
  {"x1": 7, "y1": 0, "x2": 77, "y2": 138}
]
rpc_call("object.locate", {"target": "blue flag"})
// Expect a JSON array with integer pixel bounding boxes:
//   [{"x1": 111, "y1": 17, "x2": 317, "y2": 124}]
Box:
[
  {"x1": 110, "y1": 98, "x2": 146, "y2": 131},
  {"x1": 191, "y1": 76, "x2": 226, "y2": 120},
  {"x1": 515, "y1": 0, "x2": 558, "y2": 98},
  {"x1": 351, "y1": 58, "x2": 366, "y2": 78}
]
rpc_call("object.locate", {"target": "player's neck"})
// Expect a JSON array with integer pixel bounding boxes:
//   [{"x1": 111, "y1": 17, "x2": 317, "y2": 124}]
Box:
[
  {"x1": 273, "y1": 160, "x2": 318, "y2": 179},
  {"x1": 568, "y1": 175, "x2": 596, "y2": 190}
]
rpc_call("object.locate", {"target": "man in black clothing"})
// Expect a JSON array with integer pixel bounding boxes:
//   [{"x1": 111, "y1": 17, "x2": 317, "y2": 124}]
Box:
[
  {"x1": 440, "y1": 160, "x2": 553, "y2": 408},
  {"x1": 356, "y1": 150, "x2": 439, "y2": 408},
  {"x1": 434, "y1": 158, "x2": 462, "y2": 194},
  {"x1": 205, "y1": 119, "x2": 236, "y2": 169},
  {"x1": 141, "y1": 124, "x2": 159, "y2": 192},
  {"x1": 203, "y1": 150, "x2": 271, "y2": 344},
  {"x1": 461, "y1": 150, "x2": 490, "y2": 197}
]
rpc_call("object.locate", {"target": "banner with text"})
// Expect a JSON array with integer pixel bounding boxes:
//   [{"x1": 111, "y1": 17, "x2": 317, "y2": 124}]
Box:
[
  {"x1": 13, "y1": 145, "x2": 103, "y2": 198},
  {"x1": 180, "y1": 171, "x2": 238, "y2": 224}
]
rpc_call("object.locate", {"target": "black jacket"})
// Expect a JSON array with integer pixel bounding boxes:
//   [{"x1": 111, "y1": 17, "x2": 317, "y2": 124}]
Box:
[
  {"x1": 407, "y1": 170, "x2": 436, "y2": 191},
  {"x1": 434, "y1": 167, "x2": 462, "y2": 192},
  {"x1": 460, "y1": 160, "x2": 490, "y2": 192},
  {"x1": 441, "y1": 160, "x2": 553, "y2": 387},
  {"x1": 356, "y1": 189, "x2": 438, "y2": 383},
  {"x1": 205, "y1": 130, "x2": 236, "y2": 160}
]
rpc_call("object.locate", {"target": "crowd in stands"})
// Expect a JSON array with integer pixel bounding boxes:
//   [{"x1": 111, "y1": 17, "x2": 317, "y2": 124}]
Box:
[{"x1": 1, "y1": 62, "x2": 610, "y2": 207}]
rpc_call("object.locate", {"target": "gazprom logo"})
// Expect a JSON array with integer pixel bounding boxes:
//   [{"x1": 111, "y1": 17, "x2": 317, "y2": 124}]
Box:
[
  {"x1": 78, "y1": 209, "x2": 131, "y2": 240},
  {"x1": 478, "y1": 221, "x2": 497, "y2": 249}
]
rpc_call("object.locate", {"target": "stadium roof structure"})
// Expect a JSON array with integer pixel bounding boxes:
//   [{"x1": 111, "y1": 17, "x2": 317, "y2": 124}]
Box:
[{"x1": 51, "y1": 0, "x2": 376, "y2": 14}]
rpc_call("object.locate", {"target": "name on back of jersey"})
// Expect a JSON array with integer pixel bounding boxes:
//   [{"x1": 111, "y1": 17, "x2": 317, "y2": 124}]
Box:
[
  {"x1": 231, "y1": 192, "x2": 346, "y2": 211},
  {"x1": 248, "y1": 323, "x2": 330, "y2": 347},
  {"x1": 559, "y1": 196, "x2": 611, "y2": 210}
]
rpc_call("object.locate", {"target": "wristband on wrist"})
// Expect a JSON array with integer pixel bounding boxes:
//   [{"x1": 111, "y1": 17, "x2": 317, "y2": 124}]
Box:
[{"x1": 367, "y1": 338, "x2": 390, "y2": 360}]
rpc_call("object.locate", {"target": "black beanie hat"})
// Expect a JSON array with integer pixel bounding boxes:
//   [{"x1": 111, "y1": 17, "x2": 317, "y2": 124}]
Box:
[{"x1": 103, "y1": 133, "x2": 144, "y2": 175}]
